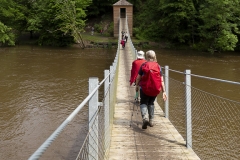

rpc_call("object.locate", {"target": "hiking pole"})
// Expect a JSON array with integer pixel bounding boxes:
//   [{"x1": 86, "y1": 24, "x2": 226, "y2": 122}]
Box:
[
  {"x1": 130, "y1": 91, "x2": 139, "y2": 127},
  {"x1": 134, "y1": 91, "x2": 139, "y2": 103},
  {"x1": 135, "y1": 90, "x2": 141, "y2": 127},
  {"x1": 130, "y1": 101, "x2": 134, "y2": 127},
  {"x1": 130, "y1": 95, "x2": 137, "y2": 127},
  {"x1": 135, "y1": 90, "x2": 140, "y2": 116}
]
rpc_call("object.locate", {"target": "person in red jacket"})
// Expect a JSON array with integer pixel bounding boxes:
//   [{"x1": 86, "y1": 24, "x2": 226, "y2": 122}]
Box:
[
  {"x1": 130, "y1": 50, "x2": 147, "y2": 86},
  {"x1": 120, "y1": 39, "x2": 125, "y2": 49}
]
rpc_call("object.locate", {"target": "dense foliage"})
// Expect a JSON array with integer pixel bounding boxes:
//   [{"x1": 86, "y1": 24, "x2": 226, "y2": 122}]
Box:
[
  {"x1": 134, "y1": 0, "x2": 240, "y2": 52},
  {"x1": 0, "y1": 0, "x2": 91, "y2": 47},
  {"x1": 1, "y1": 0, "x2": 240, "y2": 52}
]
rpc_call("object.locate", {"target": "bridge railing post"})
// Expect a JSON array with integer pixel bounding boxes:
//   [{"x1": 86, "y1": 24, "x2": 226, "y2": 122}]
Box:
[
  {"x1": 104, "y1": 70, "x2": 110, "y2": 155},
  {"x1": 109, "y1": 65, "x2": 114, "y2": 133},
  {"x1": 135, "y1": 49, "x2": 137, "y2": 59},
  {"x1": 185, "y1": 70, "x2": 192, "y2": 149},
  {"x1": 111, "y1": 62, "x2": 116, "y2": 116},
  {"x1": 164, "y1": 66, "x2": 169, "y2": 119},
  {"x1": 88, "y1": 77, "x2": 99, "y2": 160}
]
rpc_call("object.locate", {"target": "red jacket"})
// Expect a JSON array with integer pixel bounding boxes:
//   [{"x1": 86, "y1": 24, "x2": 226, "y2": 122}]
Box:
[
  {"x1": 130, "y1": 59, "x2": 147, "y2": 85},
  {"x1": 120, "y1": 40, "x2": 125, "y2": 45}
]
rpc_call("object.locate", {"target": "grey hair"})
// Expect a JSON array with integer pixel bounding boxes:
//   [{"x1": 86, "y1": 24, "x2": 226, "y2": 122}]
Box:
[{"x1": 146, "y1": 50, "x2": 157, "y2": 62}]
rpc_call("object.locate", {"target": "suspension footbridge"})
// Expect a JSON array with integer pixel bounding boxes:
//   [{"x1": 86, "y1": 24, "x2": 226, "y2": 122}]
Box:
[
  {"x1": 28, "y1": 14, "x2": 240, "y2": 160},
  {"x1": 108, "y1": 18, "x2": 200, "y2": 160}
]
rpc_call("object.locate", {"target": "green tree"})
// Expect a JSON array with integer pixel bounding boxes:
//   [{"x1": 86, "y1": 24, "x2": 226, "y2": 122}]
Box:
[
  {"x1": 134, "y1": 0, "x2": 198, "y2": 45},
  {"x1": 26, "y1": 0, "x2": 91, "y2": 47},
  {"x1": 29, "y1": 0, "x2": 66, "y2": 46},
  {"x1": 134, "y1": 0, "x2": 161, "y2": 40},
  {"x1": 56, "y1": 0, "x2": 91, "y2": 48},
  {"x1": 0, "y1": 22, "x2": 15, "y2": 46},
  {"x1": 25, "y1": 0, "x2": 43, "y2": 38},
  {"x1": 158, "y1": 0, "x2": 197, "y2": 44},
  {"x1": 198, "y1": 0, "x2": 239, "y2": 52},
  {"x1": 0, "y1": 0, "x2": 27, "y2": 35}
]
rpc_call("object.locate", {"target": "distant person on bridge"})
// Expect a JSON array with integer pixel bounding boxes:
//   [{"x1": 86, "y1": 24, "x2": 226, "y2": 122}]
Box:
[
  {"x1": 130, "y1": 51, "x2": 147, "y2": 101},
  {"x1": 125, "y1": 32, "x2": 128, "y2": 42},
  {"x1": 135, "y1": 50, "x2": 167, "y2": 129},
  {"x1": 120, "y1": 39, "x2": 126, "y2": 49},
  {"x1": 121, "y1": 30, "x2": 125, "y2": 39}
]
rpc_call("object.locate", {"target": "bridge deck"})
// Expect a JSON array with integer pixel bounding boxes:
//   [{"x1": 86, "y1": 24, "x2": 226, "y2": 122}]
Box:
[{"x1": 108, "y1": 19, "x2": 200, "y2": 160}]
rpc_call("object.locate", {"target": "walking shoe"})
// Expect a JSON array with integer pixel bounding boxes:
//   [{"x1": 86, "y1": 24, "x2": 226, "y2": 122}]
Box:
[
  {"x1": 142, "y1": 119, "x2": 148, "y2": 129},
  {"x1": 149, "y1": 120, "x2": 154, "y2": 127}
]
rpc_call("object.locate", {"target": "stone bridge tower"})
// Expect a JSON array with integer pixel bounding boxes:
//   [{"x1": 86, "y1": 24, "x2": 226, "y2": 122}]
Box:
[{"x1": 113, "y1": 0, "x2": 133, "y2": 37}]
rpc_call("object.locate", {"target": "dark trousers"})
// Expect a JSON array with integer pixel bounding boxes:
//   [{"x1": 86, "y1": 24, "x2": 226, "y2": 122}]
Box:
[
  {"x1": 140, "y1": 89, "x2": 156, "y2": 106},
  {"x1": 140, "y1": 89, "x2": 156, "y2": 120}
]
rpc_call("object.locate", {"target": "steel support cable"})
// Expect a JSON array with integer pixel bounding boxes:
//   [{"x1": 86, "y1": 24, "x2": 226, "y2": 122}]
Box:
[
  {"x1": 191, "y1": 74, "x2": 240, "y2": 85},
  {"x1": 186, "y1": 84, "x2": 240, "y2": 104},
  {"x1": 163, "y1": 67, "x2": 240, "y2": 85}
]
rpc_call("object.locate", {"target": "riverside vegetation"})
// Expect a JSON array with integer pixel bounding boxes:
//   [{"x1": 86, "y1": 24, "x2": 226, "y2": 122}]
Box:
[{"x1": 1, "y1": 0, "x2": 240, "y2": 53}]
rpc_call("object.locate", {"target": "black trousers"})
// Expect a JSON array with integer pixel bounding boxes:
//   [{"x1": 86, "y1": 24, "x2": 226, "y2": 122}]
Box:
[{"x1": 140, "y1": 89, "x2": 156, "y2": 106}]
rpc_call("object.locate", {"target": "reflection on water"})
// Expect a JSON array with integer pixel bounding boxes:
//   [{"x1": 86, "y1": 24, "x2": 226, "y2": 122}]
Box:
[{"x1": 0, "y1": 46, "x2": 239, "y2": 160}]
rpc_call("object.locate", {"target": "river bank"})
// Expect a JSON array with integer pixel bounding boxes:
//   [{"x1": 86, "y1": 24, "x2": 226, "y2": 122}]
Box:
[
  {"x1": 71, "y1": 31, "x2": 169, "y2": 49},
  {"x1": 16, "y1": 29, "x2": 168, "y2": 50}
]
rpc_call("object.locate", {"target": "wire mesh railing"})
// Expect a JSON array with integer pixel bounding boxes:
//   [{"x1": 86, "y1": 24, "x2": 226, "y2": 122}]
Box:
[
  {"x1": 191, "y1": 85, "x2": 240, "y2": 160},
  {"x1": 28, "y1": 16, "x2": 240, "y2": 160},
  {"x1": 158, "y1": 66, "x2": 240, "y2": 160},
  {"x1": 28, "y1": 18, "x2": 121, "y2": 160},
  {"x1": 75, "y1": 56, "x2": 119, "y2": 160}
]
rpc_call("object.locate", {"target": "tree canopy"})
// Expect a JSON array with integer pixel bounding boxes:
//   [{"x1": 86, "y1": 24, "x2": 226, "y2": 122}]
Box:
[
  {"x1": 0, "y1": 0, "x2": 91, "y2": 47},
  {"x1": 1, "y1": 0, "x2": 240, "y2": 52},
  {"x1": 134, "y1": 0, "x2": 240, "y2": 52}
]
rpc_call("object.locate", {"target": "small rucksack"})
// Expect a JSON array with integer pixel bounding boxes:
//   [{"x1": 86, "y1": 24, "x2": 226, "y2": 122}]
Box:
[{"x1": 140, "y1": 62, "x2": 162, "y2": 96}]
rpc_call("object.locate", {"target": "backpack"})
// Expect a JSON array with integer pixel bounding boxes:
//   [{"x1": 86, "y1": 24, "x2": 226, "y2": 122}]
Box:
[{"x1": 140, "y1": 62, "x2": 162, "y2": 96}]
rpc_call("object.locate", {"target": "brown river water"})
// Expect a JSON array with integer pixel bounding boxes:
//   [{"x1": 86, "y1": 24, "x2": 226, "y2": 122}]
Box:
[
  {"x1": 157, "y1": 49, "x2": 240, "y2": 101},
  {"x1": 0, "y1": 46, "x2": 239, "y2": 160}
]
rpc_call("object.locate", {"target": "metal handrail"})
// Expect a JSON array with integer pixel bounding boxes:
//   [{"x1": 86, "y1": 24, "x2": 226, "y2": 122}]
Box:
[
  {"x1": 28, "y1": 72, "x2": 114, "y2": 160},
  {"x1": 164, "y1": 67, "x2": 240, "y2": 85}
]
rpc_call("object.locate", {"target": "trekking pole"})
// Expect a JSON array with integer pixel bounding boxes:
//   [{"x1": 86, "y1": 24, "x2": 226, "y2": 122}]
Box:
[
  {"x1": 130, "y1": 90, "x2": 139, "y2": 127},
  {"x1": 130, "y1": 101, "x2": 134, "y2": 127},
  {"x1": 130, "y1": 95, "x2": 137, "y2": 127},
  {"x1": 135, "y1": 90, "x2": 140, "y2": 114},
  {"x1": 134, "y1": 91, "x2": 139, "y2": 103}
]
